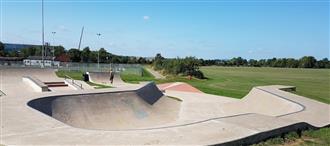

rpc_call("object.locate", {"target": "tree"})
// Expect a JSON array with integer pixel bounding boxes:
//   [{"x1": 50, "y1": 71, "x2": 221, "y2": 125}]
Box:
[
  {"x1": 0, "y1": 41, "x2": 5, "y2": 56},
  {"x1": 151, "y1": 55, "x2": 204, "y2": 79},
  {"x1": 299, "y1": 56, "x2": 316, "y2": 68},
  {"x1": 81, "y1": 47, "x2": 91, "y2": 62},
  {"x1": 153, "y1": 53, "x2": 164, "y2": 70},
  {"x1": 248, "y1": 59, "x2": 259, "y2": 67},
  {"x1": 230, "y1": 57, "x2": 247, "y2": 66},
  {"x1": 315, "y1": 58, "x2": 330, "y2": 68},
  {"x1": 89, "y1": 51, "x2": 98, "y2": 63},
  {"x1": 111, "y1": 55, "x2": 120, "y2": 63},
  {"x1": 137, "y1": 57, "x2": 147, "y2": 64},
  {"x1": 8, "y1": 50, "x2": 19, "y2": 57},
  {"x1": 98, "y1": 48, "x2": 108, "y2": 63},
  {"x1": 287, "y1": 58, "x2": 299, "y2": 68},
  {"x1": 67, "y1": 48, "x2": 81, "y2": 62},
  {"x1": 54, "y1": 46, "x2": 66, "y2": 57}
]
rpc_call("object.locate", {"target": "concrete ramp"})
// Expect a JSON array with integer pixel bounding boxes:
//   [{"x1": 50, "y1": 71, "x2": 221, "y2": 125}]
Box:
[
  {"x1": 221, "y1": 87, "x2": 303, "y2": 117},
  {"x1": 89, "y1": 72, "x2": 126, "y2": 87},
  {"x1": 137, "y1": 82, "x2": 163, "y2": 105},
  {"x1": 27, "y1": 82, "x2": 181, "y2": 130}
]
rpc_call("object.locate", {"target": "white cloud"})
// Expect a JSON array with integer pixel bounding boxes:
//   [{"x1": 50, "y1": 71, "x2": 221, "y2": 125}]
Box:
[{"x1": 143, "y1": 16, "x2": 150, "y2": 20}]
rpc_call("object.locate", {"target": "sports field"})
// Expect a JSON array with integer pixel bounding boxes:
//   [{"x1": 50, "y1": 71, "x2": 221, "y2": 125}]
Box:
[
  {"x1": 122, "y1": 66, "x2": 329, "y2": 104},
  {"x1": 192, "y1": 67, "x2": 330, "y2": 104}
]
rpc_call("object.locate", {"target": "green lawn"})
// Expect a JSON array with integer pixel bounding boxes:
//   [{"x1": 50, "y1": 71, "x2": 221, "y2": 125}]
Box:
[
  {"x1": 55, "y1": 70, "x2": 84, "y2": 80},
  {"x1": 55, "y1": 70, "x2": 112, "y2": 89},
  {"x1": 192, "y1": 67, "x2": 330, "y2": 104},
  {"x1": 120, "y1": 67, "x2": 155, "y2": 84},
  {"x1": 126, "y1": 66, "x2": 329, "y2": 104}
]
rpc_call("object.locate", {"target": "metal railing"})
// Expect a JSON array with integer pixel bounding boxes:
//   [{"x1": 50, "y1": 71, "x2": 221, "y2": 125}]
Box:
[{"x1": 64, "y1": 75, "x2": 83, "y2": 90}]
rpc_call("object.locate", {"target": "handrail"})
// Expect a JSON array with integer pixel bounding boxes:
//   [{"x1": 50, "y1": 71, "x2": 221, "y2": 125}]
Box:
[{"x1": 64, "y1": 75, "x2": 83, "y2": 89}]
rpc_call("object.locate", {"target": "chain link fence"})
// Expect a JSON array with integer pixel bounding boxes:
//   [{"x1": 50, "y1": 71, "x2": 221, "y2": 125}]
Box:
[{"x1": 0, "y1": 61, "x2": 143, "y2": 76}]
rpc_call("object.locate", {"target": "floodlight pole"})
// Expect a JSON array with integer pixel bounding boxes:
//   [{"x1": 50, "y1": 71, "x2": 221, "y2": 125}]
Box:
[
  {"x1": 78, "y1": 26, "x2": 84, "y2": 50},
  {"x1": 41, "y1": 0, "x2": 45, "y2": 68},
  {"x1": 52, "y1": 31, "x2": 56, "y2": 66},
  {"x1": 97, "y1": 33, "x2": 101, "y2": 69}
]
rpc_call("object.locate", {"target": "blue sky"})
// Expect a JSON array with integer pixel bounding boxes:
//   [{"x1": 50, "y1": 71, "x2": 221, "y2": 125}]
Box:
[{"x1": 1, "y1": 0, "x2": 329, "y2": 59}]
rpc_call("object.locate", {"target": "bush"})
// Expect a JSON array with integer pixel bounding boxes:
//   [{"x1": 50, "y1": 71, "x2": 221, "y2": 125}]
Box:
[
  {"x1": 191, "y1": 70, "x2": 205, "y2": 79},
  {"x1": 152, "y1": 54, "x2": 205, "y2": 79}
]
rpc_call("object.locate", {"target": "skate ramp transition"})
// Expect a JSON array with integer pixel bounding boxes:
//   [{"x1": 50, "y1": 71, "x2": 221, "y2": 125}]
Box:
[
  {"x1": 27, "y1": 82, "x2": 181, "y2": 130},
  {"x1": 88, "y1": 72, "x2": 126, "y2": 87}
]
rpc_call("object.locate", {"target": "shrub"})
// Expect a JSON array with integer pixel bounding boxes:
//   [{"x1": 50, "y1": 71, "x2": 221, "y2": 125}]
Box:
[{"x1": 152, "y1": 54, "x2": 205, "y2": 79}]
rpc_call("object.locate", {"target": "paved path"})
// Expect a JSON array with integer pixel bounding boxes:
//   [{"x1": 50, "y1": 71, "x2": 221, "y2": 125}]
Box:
[
  {"x1": 145, "y1": 67, "x2": 165, "y2": 79},
  {"x1": 0, "y1": 67, "x2": 329, "y2": 145}
]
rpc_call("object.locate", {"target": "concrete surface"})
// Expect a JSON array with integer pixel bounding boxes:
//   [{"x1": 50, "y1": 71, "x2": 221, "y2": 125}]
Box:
[
  {"x1": 88, "y1": 72, "x2": 130, "y2": 88},
  {"x1": 0, "y1": 67, "x2": 329, "y2": 145},
  {"x1": 158, "y1": 82, "x2": 203, "y2": 93},
  {"x1": 27, "y1": 83, "x2": 180, "y2": 130}
]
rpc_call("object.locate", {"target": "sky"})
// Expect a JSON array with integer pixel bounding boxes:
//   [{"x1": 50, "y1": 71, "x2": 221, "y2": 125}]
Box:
[{"x1": 0, "y1": 0, "x2": 329, "y2": 59}]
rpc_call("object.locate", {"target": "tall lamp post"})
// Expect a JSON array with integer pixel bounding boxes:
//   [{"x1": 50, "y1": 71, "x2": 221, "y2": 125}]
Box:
[
  {"x1": 51, "y1": 31, "x2": 56, "y2": 66},
  {"x1": 96, "y1": 33, "x2": 101, "y2": 69},
  {"x1": 41, "y1": 0, "x2": 45, "y2": 68}
]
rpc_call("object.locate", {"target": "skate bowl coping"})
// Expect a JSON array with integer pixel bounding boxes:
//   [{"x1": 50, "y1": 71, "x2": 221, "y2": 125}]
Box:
[{"x1": 27, "y1": 82, "x2": 181, "y2": 130}]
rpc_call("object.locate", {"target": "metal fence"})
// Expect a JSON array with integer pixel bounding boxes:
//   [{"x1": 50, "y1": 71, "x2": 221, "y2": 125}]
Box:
[
  {"x1": 59, "y1": 62, "x2": 143, "y2": 75},
  {"x1": 0, "y1": 61, "x2": 143, "y2": 76}
]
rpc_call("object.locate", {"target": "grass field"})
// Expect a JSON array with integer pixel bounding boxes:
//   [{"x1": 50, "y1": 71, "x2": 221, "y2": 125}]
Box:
[
  {"x1": 124, "y1": 66, "x2": 329, "y2": 104},
  {"x1": 120, "y1": 67, "x2": 155, "y2": 84},
  {"x1": 192, "y1": 67, "x2": 329, "y2": 104},
  {"x1": 55, "y1": 70, "x2": 84, "y2": 80}
]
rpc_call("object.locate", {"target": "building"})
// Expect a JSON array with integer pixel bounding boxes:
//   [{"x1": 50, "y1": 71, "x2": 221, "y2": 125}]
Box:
[{"x1": 23, "y1": 56, "x2": 60, "y2": 67}]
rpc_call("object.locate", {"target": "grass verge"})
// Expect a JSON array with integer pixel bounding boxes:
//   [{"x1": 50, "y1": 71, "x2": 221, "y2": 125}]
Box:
[
  {"x1": 55, "y1": 70, "x2": 84, "y2": 80},
  {"x1": 120, "y1": 67, "x2": 155, "y2": 84},
  {"x1": 55, "y1": 70, "x2": 112, "y2": 89},
  {"x1": 253, "y1": 127, "x2": 330, "y2": 146}
]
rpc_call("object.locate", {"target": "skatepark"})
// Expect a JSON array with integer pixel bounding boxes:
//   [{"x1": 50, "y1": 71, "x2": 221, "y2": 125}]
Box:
[{"x1": 0, "y1": 67, "x2": 329, "y2": 145}]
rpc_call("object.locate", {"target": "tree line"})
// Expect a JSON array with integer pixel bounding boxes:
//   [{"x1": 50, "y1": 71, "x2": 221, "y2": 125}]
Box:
[
  {"x1": 65, "y1": 47, "x2": 151, "y2": 64},
  {"x1": 200, "y1": 56, "x2": 330, "y2": 69},
  {"x1": 151, "y1": 54, "x2": 330, "y2": 79},
  {"x1": 0, "y1": 42, "x2": 151, "y2": 64},
  {"x1": 1, "y1": 41, "x2": 329, "y2": 69}
]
